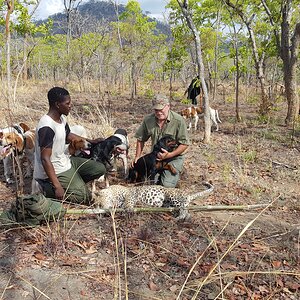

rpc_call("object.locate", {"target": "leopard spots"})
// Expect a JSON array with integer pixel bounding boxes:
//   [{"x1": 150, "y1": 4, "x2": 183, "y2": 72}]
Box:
[{"x1": 93, "y1": 183, "x2": 214, "y2": 220}]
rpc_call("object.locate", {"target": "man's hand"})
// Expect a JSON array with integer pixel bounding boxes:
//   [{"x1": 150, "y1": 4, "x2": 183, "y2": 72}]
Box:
[
  {"x1": 54, "y1": 185, "x2": 65, "y2": 200},
  {"x1": 157, "y1": 148, "x2": 169, "y2": 161},
  {"x1": 130, "y1": 157, "x2": 139, "y2": 168}
]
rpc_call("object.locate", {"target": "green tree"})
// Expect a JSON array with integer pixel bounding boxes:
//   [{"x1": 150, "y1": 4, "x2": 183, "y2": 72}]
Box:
[
  {"x1": 1, "y1": 0, "x2": 50, "y2": 103},
  {"x1": 224, "y1": 0, "x2": 274, "y2": 116},
  {"x1": 117, "y1": 0, "x2": 166, "y2": 100},
  {"x1": 164, "y1": 25, "x2": 188, "y2": 98}
]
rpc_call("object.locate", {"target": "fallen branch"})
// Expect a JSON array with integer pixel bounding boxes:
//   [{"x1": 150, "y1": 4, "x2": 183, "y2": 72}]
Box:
[
  {"x1": 271, "y1": 160, "x2": 297, "y2": 170},
  {"x1": 66, "y1": 203, "x2": 270, "y2": 215}
]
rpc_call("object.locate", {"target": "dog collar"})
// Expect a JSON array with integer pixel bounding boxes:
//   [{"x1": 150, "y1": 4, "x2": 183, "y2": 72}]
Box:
[
  {"x1": 13, "y1": 125, "x2": 27, "y2": 154},
  {"x1": 113, "y1": 133, "x2": 129, "y2": 148},
  {"x1": 13, "y1": 124, "x2": 24, "y2": 135}
]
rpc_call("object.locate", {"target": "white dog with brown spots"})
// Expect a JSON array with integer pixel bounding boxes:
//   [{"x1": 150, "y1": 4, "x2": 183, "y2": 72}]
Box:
[
  {"x1": 180, "y1": 106, "x2": 222, "y2": 131},
  {"x1": 0, "y1": 122, "x2": 35, "y2": 187}
]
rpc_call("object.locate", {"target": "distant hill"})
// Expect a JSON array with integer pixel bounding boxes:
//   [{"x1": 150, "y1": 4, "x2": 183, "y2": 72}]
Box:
[{"x1": 37, "y1": 0, "x2": 171, "y2": 37}]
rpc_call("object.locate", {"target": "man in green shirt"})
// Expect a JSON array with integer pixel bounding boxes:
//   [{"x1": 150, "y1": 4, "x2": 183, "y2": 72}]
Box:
[{"x1": 133, "y1": 94, "x2": 190, "y2": 187}]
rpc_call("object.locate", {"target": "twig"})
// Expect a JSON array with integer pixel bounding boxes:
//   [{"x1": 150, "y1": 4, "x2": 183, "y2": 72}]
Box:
[
  {"x1": 0, "y1": 204, "x2": 270, "y2": 222},
  {"x1": 271, "y1": 160, "x2": 297, "y2": 170},
  {"x1": 66, "y1": 203, "x2": 269, "y2": 215}
]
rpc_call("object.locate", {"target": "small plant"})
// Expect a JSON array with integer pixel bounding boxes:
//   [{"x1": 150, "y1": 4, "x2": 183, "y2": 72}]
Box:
[
  {"x1": 171, "y1": 91, "x2": 183, "y2": 100},
  {"x1": 236, "y1": 138, "x2": 243, "y2": 155},
  {"x1": 181, "y1": 98, "x2": 192, "y2": 105},
  {"x1": 261, "y1": 129, "x2": 278, "y2": 141},
  {"x1": 242, "y1": 183, "x2": 264, "y2": 201},
  {"x1": 242, "y1": 150, "x2": 257, "y2": 163},
  {"x1": 236, "y1": 139, "x2": 257, "y2": 164},
  {"x1": 225, "y1": 96, "x2": 234, "y2": 104},
  {"x1": 255, "y1": 114, "x2": 270, "y2": 125},
  {"x1": 81, "y1": 104, "x2": 91, "y2": 113},
  {"x1": 246, "y1": 95, "x2": 260, "y2": 104},
  {"x1": 222, "y1": 162, "x2": 233, "y2": 183},
  {"x1": 202, "y1": 148, "x2": 216, "y2": 163},
  {"x1": 144, "y1": 88, "x2": 155, "y2": 98}
]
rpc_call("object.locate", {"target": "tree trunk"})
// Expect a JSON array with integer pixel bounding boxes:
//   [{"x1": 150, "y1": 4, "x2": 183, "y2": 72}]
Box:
[
  {"x1": 5, "y1": 0, "x2": 14, "y2": 103},
  {"x1": 231, "y1": 17, "x2": 241, "y2": 122},
  {"x1": 261, "y1": 0, "x2": 300, "y2": 126},
  {"x1": 177, "y1": 0, "x2": 211, "y2": 143},
  {"x1": 23, "y1": 34, "x2": 28, "y2": 81},
  {"x1": 284, "y1": 66, "x2": 298, "y2": 125},
  {"x1": 225, "y1": 0, "x2": 271, "y2": 116},
  {"x1": 212, "y1": 9, "x2": 221, "y2": 102},
  {"x1": 281, "y1": 15, "x2": 300, "y2": 125},
  {"x1": 130, "y1": 62, "x2": 137, "y2": 101},
  {"x1": 245, "y1": 22, "x2": 270, "y2": 115}
]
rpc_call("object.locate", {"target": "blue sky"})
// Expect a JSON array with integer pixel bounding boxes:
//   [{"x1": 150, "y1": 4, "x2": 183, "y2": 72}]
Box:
[{"x1": 34, "y1": 0, "x2": 169, "y2": 21}]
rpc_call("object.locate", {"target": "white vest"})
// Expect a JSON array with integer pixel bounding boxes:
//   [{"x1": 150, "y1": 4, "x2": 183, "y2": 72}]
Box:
[{"x1": 34, "y1": 115, "x2": 71, "y2": 179}]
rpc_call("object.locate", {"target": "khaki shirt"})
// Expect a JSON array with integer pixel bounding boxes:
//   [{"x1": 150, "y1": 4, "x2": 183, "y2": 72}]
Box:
[{"x1": 135, "y1": 110, "x2": 190, "y2": 150}]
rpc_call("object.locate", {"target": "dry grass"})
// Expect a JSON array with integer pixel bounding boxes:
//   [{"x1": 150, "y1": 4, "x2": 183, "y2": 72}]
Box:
[
  {"x1": 0, "y1": 82, "x2": 115, "y2": 137},
  {"x1": 0, "y1": 81, "x2": 300, "y2": 299}
]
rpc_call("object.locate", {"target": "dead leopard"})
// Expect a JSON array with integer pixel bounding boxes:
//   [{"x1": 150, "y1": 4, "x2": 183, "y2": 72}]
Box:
[{"x1": 93, "y1": 182, "x2": 214, "y2": 220}]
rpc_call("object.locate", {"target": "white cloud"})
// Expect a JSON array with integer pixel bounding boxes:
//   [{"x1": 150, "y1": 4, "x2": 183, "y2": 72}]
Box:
[{"x1": 34, "y1": 0, "x2": 65, "y2": 19}]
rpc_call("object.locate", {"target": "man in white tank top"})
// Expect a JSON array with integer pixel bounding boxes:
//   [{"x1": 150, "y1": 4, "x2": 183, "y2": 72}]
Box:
[{"x1": 34, "y1": 87, "x2": 106, "y2": 204}]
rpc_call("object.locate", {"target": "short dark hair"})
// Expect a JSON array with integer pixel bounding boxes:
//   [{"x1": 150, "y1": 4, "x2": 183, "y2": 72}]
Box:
[{"x1": 47, "y1": 87, "x2": 70, "y2": 106}]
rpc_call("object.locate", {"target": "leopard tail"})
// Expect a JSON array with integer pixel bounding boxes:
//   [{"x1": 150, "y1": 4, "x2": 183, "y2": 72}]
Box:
[{"x1": 189, "y1": 182, "x2": 214, "y2": 201}]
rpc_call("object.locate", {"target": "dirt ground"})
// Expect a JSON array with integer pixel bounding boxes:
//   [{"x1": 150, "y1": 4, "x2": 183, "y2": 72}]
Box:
[{"x1": 0, "y1": 90, "x2": 300, "y2": 299}]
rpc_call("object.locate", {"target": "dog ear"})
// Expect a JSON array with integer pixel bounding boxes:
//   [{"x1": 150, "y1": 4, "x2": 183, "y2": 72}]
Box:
[
  {"x1": 114, "y1": 128, "x2": 127, "y2": 136},
  {"x1": 103, "y1": 140, "x2": 115, "y2": 157},
  {"x1": 19, "y1": 123, "x2": 30, "y2": 132},
  {"x1": 68, "y1": 141, "x2": 76, "y2": 155},
  {"x1": 10, "y1": 134, "x2": 24, "y2": 152}
]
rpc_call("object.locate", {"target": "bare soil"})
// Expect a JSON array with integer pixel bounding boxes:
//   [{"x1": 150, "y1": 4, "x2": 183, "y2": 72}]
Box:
[{"x1": 0, "y1": 90, "x2": 300, "y2": 299}]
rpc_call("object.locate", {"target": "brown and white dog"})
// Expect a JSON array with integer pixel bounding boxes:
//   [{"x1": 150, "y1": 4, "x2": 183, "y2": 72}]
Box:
[
  {"x1": 180, "y1": 106, "x2": 203, "y2": 131},
  {"x1": 181, "y1": 106, "x2": 222, "y2": 131},
  {"x1": 0, "y1": 123, "x2": 35, "y2": 187}
]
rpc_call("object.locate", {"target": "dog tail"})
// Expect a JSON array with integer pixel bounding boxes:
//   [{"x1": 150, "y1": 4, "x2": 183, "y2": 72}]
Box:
[
  {"x1": 216, "y1": 110, "x2": 222, "y2": 123},
  {"x1": 189, "y1": 182, "x2": 214, "y2": 201}
]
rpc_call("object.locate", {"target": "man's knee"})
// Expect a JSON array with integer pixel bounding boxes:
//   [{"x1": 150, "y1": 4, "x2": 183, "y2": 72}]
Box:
[
  {"x1": 160, "y1": 174, "x2": 179, "y2": 188},
  {"x1": 65, "y1": 189, "x2": 91, "y2": 204}
]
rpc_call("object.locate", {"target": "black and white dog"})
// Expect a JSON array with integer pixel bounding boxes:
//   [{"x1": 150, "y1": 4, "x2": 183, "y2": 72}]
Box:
[
  {"x1": 90, "y1": 128, "x2": 129, "y2": 176},
  {"x1": 71, "y1": 128, "x2": 129, "y2": 189}
]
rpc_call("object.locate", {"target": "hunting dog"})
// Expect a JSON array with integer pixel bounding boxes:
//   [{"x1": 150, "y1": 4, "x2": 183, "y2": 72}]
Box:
[
  {"x1": 127, "y1": 135, "x2": 178, "y2": 184},
  {"x1": 0, "y1": 123, "x2": 35, "y2": 188},
  {"x1": 181, "y1": 106, "x2": 222, "y2": 131},
  {"x1": 68, "y1": 128, "x2": 129, "y2": 189},
  {"x1": 180, "y1": 106, "x2": 203, "y2": 131},
  {"x1": 69, "y1": 126, "x2": 129, "y2": 175},
  {"x1": 89, "y1": 128, "x2": 129, "y2": 176},
  {"x1": 68, "y1": 138, "x2": 91, "y2": 156},
  {"x1": 89, "y1": 128, "x2": 129, "y2": 190}
]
